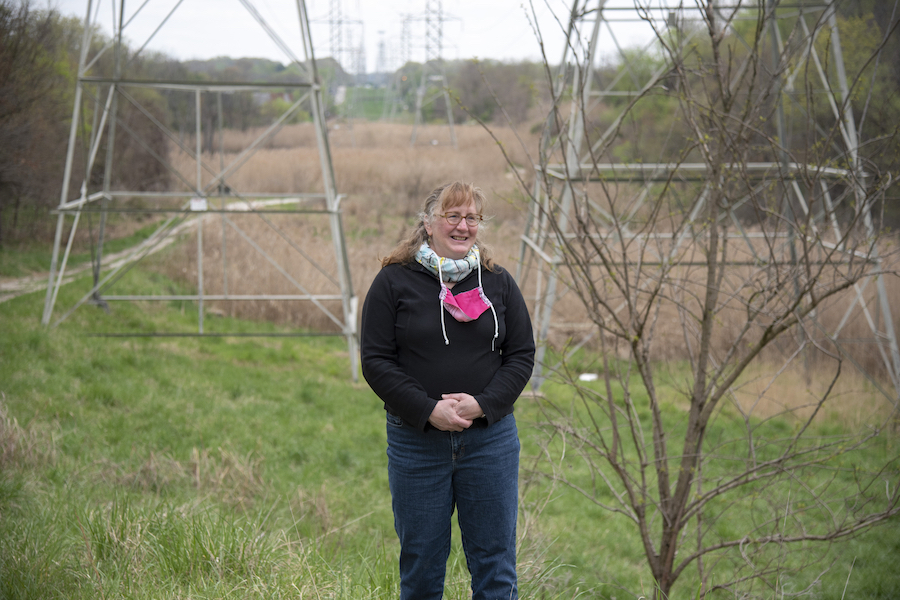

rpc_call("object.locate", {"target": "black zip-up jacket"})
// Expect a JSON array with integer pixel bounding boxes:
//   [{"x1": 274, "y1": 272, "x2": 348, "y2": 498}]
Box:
[{"x1": 360, "y1": 261, "x2": 535, "y2": 431}]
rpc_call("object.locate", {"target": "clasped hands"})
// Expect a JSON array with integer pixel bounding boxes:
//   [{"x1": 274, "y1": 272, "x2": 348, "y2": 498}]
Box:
[{"x1": 428, "y1": 392, "x2": 484, "y2": 432}]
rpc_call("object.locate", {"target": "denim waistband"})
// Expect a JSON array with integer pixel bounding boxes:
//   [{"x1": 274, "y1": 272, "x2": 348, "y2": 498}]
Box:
[{"x1": 386, "y1": 408, "x2": 503, "y2": 430}]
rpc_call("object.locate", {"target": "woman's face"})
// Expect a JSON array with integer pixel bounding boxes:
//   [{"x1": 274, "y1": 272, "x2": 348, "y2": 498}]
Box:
[{"x1": 425, "y1": 199, "x2": 479, "y2": 260}]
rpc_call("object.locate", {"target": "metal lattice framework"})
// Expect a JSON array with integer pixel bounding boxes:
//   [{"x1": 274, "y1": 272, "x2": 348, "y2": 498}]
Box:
[
  {"x1": 380, "y1": 14, "x2": 411, "y2": 123},
  {"x1": 42, "y1": 0, "x2": 359, "y2": 378},
  {"x1": 320, "y1": 0, "x2": 364, "y2": 145},
  {"x1": 409, "y1": 0, "x2": 456, "y2": 147},
  {"x1": 518, "y1": 0, "x2": 900, "y2": 398}
]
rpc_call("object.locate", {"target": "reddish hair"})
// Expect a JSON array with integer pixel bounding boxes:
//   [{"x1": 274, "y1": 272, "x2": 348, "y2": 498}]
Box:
[{"x1": 381, "y1": 181, "x2": 495, "y2": 270}]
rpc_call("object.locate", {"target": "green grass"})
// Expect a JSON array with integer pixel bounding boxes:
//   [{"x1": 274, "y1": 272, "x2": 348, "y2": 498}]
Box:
[
  {"x1": 1, "y1": 265, "x2": 898, "y2": 599},
  {"x1": 343, "y1": 86, "x2": 390, "y2": 121}
]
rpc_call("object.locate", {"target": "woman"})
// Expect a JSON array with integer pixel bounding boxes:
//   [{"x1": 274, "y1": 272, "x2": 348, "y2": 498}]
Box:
[{"x1": 360, "y1": 181, "x2": 535, "y2": 600}]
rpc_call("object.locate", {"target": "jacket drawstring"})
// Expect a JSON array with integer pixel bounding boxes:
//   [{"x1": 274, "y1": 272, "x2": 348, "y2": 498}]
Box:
[{"x1": 438, "y1": 258, "x2": 450, "y2": 345}]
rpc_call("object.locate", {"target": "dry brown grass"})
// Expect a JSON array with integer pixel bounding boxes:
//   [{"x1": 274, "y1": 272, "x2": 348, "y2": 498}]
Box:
[
  {"x1": 527, "y1": 226, "x2": 900, "y2": 377},
  {"x1": 157, "y1": 121, "x2": 900, "y2": 418},
  {"x1": 0, "y1": 393, "x2": 55, "y2": 470},
  {"x1": 729, "y1": 360, "x2": 895, "y2": 425},
  {"x1": 92, "y1": 445, "x2": 267, "y2": 508},
  {"x1": 290, "y1": 484, "x2": 334, "y2": 538},
  {"x1": 161, "y1": 121, "x2": 538, "y2": 331},
  {"x1": 172, "y1": 121, "x2": 536, "y2": 218}
]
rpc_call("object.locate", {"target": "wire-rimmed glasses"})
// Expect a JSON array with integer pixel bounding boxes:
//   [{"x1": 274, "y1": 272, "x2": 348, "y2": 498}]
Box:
[{"x1": 440, "y1": 212, "x2": 483, "y2": 227}]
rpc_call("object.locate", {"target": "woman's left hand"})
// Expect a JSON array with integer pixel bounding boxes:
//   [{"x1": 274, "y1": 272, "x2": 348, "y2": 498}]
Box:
[{"x1": 442, "y1": 393, "x2": 485, "y2": 421}]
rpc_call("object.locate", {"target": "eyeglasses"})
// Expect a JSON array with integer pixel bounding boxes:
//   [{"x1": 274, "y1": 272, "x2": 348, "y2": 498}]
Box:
[{"x1": 440, "y1": 212, "x2": 483, "y2": 227}]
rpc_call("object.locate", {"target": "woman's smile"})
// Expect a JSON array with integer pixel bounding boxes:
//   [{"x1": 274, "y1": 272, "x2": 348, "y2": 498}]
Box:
[{"x1": 425, "y1": 200, "x2": 479, "y2": 259}]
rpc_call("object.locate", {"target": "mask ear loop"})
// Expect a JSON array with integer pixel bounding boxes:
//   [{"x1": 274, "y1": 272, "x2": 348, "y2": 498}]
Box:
[
  {"x1": 476, "y1": 256, "x2": 499, "y2": 352},
  {"x1": 438, "y1": 258, "x2": 450, "y2": 345}
]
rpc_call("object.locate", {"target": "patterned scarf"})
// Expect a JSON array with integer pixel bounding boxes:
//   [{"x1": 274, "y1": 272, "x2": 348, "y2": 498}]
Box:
[{"x1": 414, "y1": 242, "x2": 479, "y2": 283}]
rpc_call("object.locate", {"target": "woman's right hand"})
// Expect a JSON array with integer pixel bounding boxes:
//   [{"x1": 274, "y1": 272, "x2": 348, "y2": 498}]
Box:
[{"x1": 428, "y1": 398, "x2": 473, "y2": 431}]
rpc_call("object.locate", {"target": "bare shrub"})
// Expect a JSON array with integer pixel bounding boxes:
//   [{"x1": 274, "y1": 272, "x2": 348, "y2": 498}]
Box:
[{"x1": 508, "y1": 2, "x2": 900, "y2": 598}]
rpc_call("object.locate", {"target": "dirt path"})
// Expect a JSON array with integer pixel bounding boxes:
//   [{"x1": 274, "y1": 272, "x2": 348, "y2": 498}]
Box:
[
  {"x1": 0, "y1": 198, "x2": 299, "y2": 304},
  {"x1": 0, "y1": 223, "x2": 186, "y2": 304}
]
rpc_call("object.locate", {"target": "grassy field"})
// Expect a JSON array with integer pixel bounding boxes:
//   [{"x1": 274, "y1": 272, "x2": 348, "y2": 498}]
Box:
[
  {"x1": 0, "y1": 265, "x2": 580, "y2": 599},
  {"x1": 2, "y1": 261, "x2": 899, "y2": 599},
  {"x1": 2, "y1": 121, "x2": 898, "y2": 599}
]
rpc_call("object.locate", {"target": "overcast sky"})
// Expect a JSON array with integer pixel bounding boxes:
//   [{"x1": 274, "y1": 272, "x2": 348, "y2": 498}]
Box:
[{"x1": 46, "y1": 0, "x2": 666, "y2": 72}]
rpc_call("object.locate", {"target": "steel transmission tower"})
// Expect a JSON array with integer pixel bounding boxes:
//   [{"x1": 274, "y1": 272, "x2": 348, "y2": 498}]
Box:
[
  {"x1": 322, "y1": 0, "x2": 363, "y2": 145},
  {"x1": 409, "y1": 0, "x2": 456, "y2": 147},
  {"x1": 518, "y1": 0, "x2": 900, "y2": 401},
  {"x1": 381, "y1": 15, "x2": 413, "y2": 122},
  {"x1": 375, "y1": 32, "x2": 388, "y2": 75},
  {"x1": 42, "y1": 0, "x2": 360, "y2": 379},
  {"x1": 329, "y1": 0, "x2": 346, "y2": 68},
  {"x1": 400, "y1": 14, "x2": 412, "y2": 66},
  {"x1": 326, "y1": 0, "x2": 364, "y2": 74}
]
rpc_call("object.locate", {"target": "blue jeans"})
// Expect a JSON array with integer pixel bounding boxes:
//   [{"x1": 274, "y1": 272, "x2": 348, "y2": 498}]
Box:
[{"x1": 386, "y1": 412, "x2": 520, "y2": 600}]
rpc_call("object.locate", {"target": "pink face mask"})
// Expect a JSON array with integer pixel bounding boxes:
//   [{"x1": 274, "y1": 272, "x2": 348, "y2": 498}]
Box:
[
  {"x1": 433, "y1": 257, "x2": 499, "y2": 350},
  {"x1": 440, "y1": 283, "x2": 491, "y2": 322}
]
